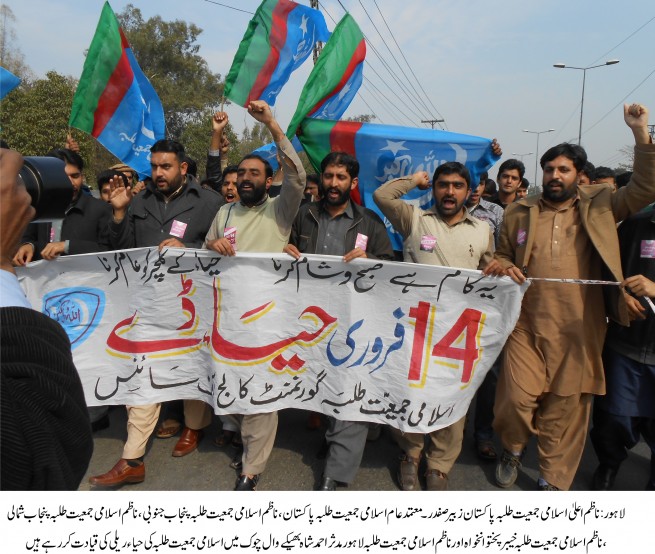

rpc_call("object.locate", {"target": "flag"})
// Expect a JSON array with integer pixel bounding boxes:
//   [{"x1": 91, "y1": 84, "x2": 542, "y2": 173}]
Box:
[
  {"x1": 69, "y1": 1, "x2": 165, "y2": 177},
  {"x1": 0, "y1": 67, "x2": 21, "y2": 99},
  {"x1": 286, "y1": 13, "x2": 365, "y2": 137},
  {"x1": 297, "y1": 118, "x2": 501, "y2": 249},
  {"x1": 252, "y1": 136, "x2": 304, "y2": 171},
  {"x1": 224, "y1": 0, "x2": 330, "y2": 107}
]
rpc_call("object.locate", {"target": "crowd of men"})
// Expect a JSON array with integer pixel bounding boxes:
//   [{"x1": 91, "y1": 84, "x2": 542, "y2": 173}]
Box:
[{"x1": 1, "y1": 101, "x2": 653, "y2": 493}]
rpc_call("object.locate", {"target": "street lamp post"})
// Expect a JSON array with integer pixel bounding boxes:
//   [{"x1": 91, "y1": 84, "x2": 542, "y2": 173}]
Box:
[
  {"x1": 511, "y1": 151, "x2": 534, "y2": 162},
  {"x1": 523, "y1": 129, "x2": 555, "y2": 187},
  {"x1": 553, "y1": 60, "x2": 619, "y2": 145}
]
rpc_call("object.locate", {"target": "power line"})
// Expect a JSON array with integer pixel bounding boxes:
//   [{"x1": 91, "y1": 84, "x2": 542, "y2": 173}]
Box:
[
  {"x1": 317, "y1": 1, "x2": 387, "y2": 121},
  {"x1": 549, "y1": 102, "x2": 582, "y2": 144},
  {"x1": 372, "y1": 0, "x2": 446, "y2": 127},
  {"x1": 327, "y1": 0, "x2": 432, "y2": 125},
  {"x1": 361, "y1": 82, "x2": 405, "y2": 125},
  {"x1": 318, "y1": 0, "x2": 339, "y2": 25},
  {"x1": 361, "y1": 40, "x2": 428, "y2": 123},
  {"x1": 596, "y1": 151, "x2": 627, "y2": 167},
  {"x1": 356, "y1": 0, "x2": 433, "y2": 121},
  {"x1": 359, "y1": 95, "x2": 381, "y2": 123},
  {"x1": 589, "y1": 15, "x2": 655, "y2": 66},
  {"x1": 353, "y1": 24, "x2": 429, "y2": 122},
  {"x1": 319, "y1": 0, "x2": 421, "y2": 125},
  {"x1": 362, "y1": 75, "x2": 418, "y2": 124},
  {"x1": 583, "y1": 66, "x2": 655, "y2": 136},
  {"x1": 551, "y1": 17, "x2": 654, "y2": 146},
  {"x1": 201, "y1": 0, "x2": 254, "y2": 15}
]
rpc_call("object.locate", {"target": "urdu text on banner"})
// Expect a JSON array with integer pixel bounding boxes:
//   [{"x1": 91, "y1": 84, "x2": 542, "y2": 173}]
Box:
[{"x1": 18, "y1": 249, "x2": 528, "y2": 433}]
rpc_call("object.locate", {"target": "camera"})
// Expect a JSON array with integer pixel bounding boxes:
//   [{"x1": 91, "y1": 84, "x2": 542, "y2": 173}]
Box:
[{"x1": 18, "y1": 157, "x2": 73, "y2": 221}]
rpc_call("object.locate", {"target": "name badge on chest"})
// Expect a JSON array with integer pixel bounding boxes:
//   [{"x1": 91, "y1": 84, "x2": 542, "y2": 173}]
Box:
[
  {"x1": 170, "y1": 220, "x2": 188, "y2": 239},
  {"x1": 641, "y1": 240, "x2": 655, "y2": 258},
  {"x1": 224, "y1": 226, "x2": 237, "y2": 251},
  {"x1": 517, "y1": 228, "x2": 527, "y2": 247},
  {"x1": 420, "y1": 235, "x2": 437, "y2": 252},
  {"x1": 355, "y1": 233, "x2": 368, "y2": 251}
]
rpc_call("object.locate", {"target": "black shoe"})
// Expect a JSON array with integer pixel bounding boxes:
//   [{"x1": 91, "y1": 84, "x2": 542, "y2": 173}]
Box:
[
  {"x1": 317, "y1": 475, "x2": 337, "y2": 491},
  {"x1": 234, "y1": 474, "x2": 259, "y2": 491},
  {"x1": 91, "y1": 414, "x2": 110, "y2": 432},
  {"x1": 592, "y1": 464, "x2": 618, "y2": 491},
  {"x1": 538, "y1": 483, "x2": 560, "y2": 491},
  {"x1": 229, "y1": 448, "x2": 243, "y2": 470},
  {"x1": 495, "y1": 450, "x2": 522, "y2": 488}
]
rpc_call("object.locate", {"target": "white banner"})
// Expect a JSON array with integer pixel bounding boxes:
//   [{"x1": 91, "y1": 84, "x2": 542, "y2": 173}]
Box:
[{"x1": 18, "y1": 248, "x2": 528, "y2": 433}]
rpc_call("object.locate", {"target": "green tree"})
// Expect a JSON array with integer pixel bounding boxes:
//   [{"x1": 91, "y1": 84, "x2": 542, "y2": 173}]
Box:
[
  {"x1": 237, "y1": 122, "x2": 270, "y2": 162},
  {"x1": 179, "y1": 116, "x2": 238, "y2": 178},
  {"x1": 2, "y1": 71, "x2": 81, "y2": 155},
  {"x1": 2, "y1": 5, "x2": 233, "y2": 184},
  {"x1": 0, "y1": 71, "x2": 119, "y2": 187},
  {"x1": 117, "y1": 4, "x2": 224, "y2": 140}
]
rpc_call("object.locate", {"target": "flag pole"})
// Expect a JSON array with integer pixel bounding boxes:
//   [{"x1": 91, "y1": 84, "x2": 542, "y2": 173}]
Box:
[{"x1": 310, "y1": 0, "x2": 322, "y2": 64}]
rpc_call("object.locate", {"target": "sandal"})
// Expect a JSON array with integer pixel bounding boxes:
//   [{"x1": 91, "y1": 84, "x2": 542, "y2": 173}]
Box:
[
  {"x1": 476, "y1": 440, "x2": 498, "y2": 461},
  {"x1": 155, "y1": 419, "x2": 181, "y2": 439}
]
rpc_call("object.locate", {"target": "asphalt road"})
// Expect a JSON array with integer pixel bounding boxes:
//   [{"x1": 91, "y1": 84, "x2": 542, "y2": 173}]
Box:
[{"x1": 79, "y1": 405, "x2": 651, "y2": 492}]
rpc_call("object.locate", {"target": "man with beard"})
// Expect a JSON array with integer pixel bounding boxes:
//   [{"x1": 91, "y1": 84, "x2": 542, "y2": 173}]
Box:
[
  {"x1": 204, "y1": 100, "x2": 306, "y2": 491},
  {"x1": 484, "y1": 103, "x2": 655, "y2": 491},
  {"x1": 489, "y1": 159, "x2": 525, "y2": 208},
  {"x1": 283, "y1": 152, "x2": 394, "y2": 490},
  {"x1": 374, "y1": 160, "x2": 495, "y2": 490},
  {"x1": 89, "y1": 139, "x2": 222, "y2": 488}
]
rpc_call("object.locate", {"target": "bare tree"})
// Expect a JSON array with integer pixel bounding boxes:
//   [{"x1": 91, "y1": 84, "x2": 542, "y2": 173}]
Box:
[
  {"x1": 615, "y1": 145, "x2": 634, "y2": 173},
  {"x1": 0, "y1": 4, "x2": 34, "y2": 80}
]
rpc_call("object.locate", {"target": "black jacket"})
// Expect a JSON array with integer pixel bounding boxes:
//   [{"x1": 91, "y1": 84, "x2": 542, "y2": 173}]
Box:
[
  {"x1": 1, "y1": 306, "x2": 93, "y2": 490},
  {"x1": 606, "y1": 207, "x2": 655, "y2": 364},
  {"x1": 108, "y1": 177, "x2": 222, "y2": 249},
  {"x1": 21, "y1": 193, "x2": 112, "y2": 259},
  {"x1": 289, "y1": 200, "x2": 394, "y2": 260},
  {"x1": 205, "y1": 151, "x2": 223, "y2": 193}
]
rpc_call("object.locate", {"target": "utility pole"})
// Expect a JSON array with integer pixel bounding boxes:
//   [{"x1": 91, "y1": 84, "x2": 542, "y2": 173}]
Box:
[
  {"x1": 310, "y1": 0, "x2": 322, "y2": 64},
  {"x1": 421, "y1": 119, "x2": 444, "y2": 129}
]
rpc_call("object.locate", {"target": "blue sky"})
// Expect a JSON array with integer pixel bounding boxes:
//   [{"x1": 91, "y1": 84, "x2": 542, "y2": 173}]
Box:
[{"x1": 4, "y1": 0, "x2": 654, "y2": 183}]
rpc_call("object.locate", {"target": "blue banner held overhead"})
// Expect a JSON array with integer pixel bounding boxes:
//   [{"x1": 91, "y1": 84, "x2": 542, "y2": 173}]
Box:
[
  {"x1": 297, "y1": 118, "x2": 501, "y2": 250},
  {"x1": 0, "y1": 67, "x2": 21, "y2": 99},
  {"x1": 252, "y1": 136, "x2": 304, "y2": 171}
]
